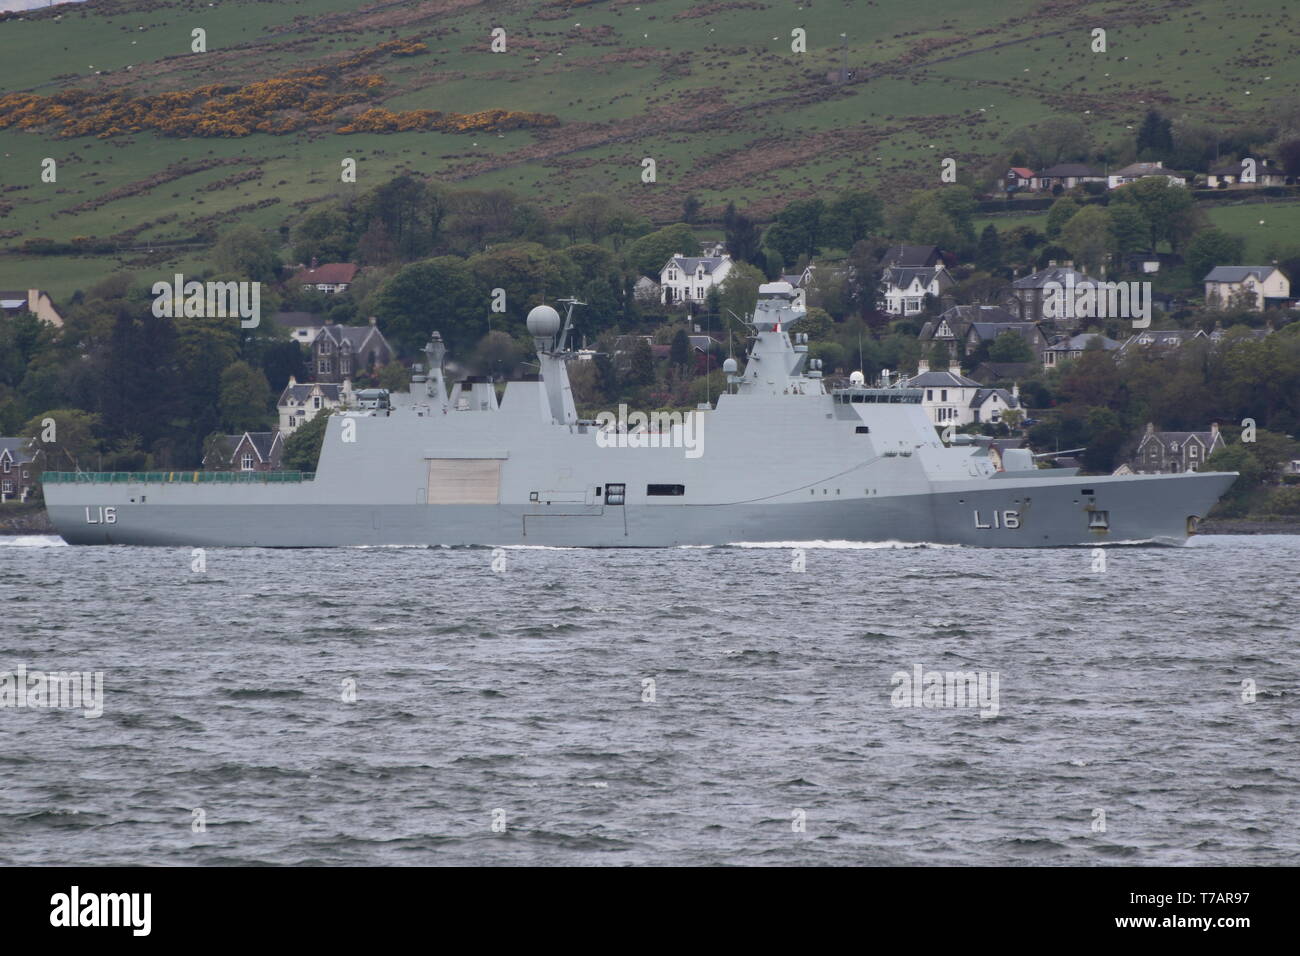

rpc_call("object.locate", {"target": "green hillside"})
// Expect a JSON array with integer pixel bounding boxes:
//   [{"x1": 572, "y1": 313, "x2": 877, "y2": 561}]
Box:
[{"x1": 0, "y1": 0, "x2": 1296, "y2": 294}]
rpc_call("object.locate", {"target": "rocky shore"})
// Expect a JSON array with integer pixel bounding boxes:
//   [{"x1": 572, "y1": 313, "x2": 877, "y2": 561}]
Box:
[{"x1": 0, "y1": 505, "x2": 53, "y2": 535}]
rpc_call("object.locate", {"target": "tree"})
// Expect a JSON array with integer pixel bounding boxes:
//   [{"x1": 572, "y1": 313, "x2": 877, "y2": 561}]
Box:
[
  {"x1": 682, "y1": 194, "x2": 702, "y2": 224},
  {"x1": 1135, "y1": 110, "x2": 1174, "y2": 160},
  {"x1": 292, "y1": 208, "x2": 355, "y2": 265},
  {"x1": 473, "y1": 330, "x2": 523, "y2": 379},
  {"x1": 1045, "y1": 197, "x2": 1081, "y2": 240},
  {"x1": 1004, "y1": 116, "x2": 1093, "y2": 168},
  {"x1": 1108, "y1": 204, "x2": 1151, "y2": 257},
  {"x1": 213, "y1": 225, "x2": 281, "y2": 282},
  {"x1": 821, "y1": 190, "x2": 883, "y2": 251},
  {"x1": 976, "y1": 224, "x2": 1002, "y2": 272},
  {"x1": 1110, "y1": 177, "x2": 1196, "y2": 251},
  {"x1": 723, "y1": 203, "x2": 764, "y2": 267},
  {"x1": 377, "y1": 361, "x2": 410, "y2": 392},
  {"x1": 282, "y1": 410, "x2": 332, "y2": 472},
  {"x1": 1278, "y1": 139, "x2": 1300, "y2": 179},
  {"x1": 717, "y1": 262, "x2": 767, "y2": 328},
  {"x1": 626, "y1": 338, "x2": 655, "y2": 387},
  {"x1": 1186, "y1": 229, "x2": 1246, "y2": 286},
  {"x1": 669, "y1": 329, "x2": 690, "y2": 368},
  {"x1": 21, "y1": 409, "x2": 101, "y2": 474},
  {"x1": 764, "y1": 198, "x2": 825, "y2": 264},
  {"x1": 218, "y1": 360, "x2": 272, "y2": 432},
  {"x1": 374, "y1": 256, "x2": 483, "y2": 354},
  {"x1": 989, "y1": 331, "x2": 1033, "y2": 363},
  {"x1": 625, "y1": 223, "x2": 697, "y2": 278},
  {"x1": 1059, "y1": 206, "x2": 1114, "y2": 275},
  {"x1": 560, "y1": 192, "x2": 635, "y2": 244}
]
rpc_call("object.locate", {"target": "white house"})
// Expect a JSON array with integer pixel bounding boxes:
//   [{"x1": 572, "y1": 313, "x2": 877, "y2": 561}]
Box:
[
  {"x1": 879, "y1": 263, "x2": 954, "y2": 316},
  {"x1": 276, "y1": 377, "x2": 354, "y2": 435},
  {"x1": 1202, "y1": 266, "x2": 1291, "y2": 312},
  {"x1": 660, "y1": 252, "x2": 733, "y2": 305},
  {"x1": 1206, "y1": 159, "x2": 1287, "y2": 189},
  {"x1": 1107, "y1": 161, "x2": 1187, "y2": 190},
  {"x1": 901, "y1": 362, "x2": 1022, "y2": 427},
  {"x1": 290, "y1": 261, "x2": 359, "y2": 294}
]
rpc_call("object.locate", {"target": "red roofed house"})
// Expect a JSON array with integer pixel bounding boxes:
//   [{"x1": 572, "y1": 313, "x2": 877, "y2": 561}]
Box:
[
  {"x1": 1005, "y1": 167, "x2": 1037, "y2": 192},
  {"x1": 291, "y1": 259, "x2": 359, "y2": 294}
]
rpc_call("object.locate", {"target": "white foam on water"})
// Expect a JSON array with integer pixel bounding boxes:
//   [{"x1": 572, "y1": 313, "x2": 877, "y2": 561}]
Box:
[
  {"x1": 725, "y1": 539, "x2": 963, "y2": 550},
  {"x1": 0, "y1": 535, "x2": 68, "y2": 547}
]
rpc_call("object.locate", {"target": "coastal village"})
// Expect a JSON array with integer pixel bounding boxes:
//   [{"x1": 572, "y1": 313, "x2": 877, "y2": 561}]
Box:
[{"x1": 3, "y1": 133, "x2": 1300, "y2": 524}]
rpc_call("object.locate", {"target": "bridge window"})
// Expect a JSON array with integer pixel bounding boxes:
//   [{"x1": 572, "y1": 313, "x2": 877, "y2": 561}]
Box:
[{"x1": 606, "y1": 483, "x2": 626, "y2": 505}]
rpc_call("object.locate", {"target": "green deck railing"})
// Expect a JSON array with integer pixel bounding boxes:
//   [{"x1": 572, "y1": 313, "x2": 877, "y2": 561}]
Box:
[{"x1": 42, "y1": 471, "x2": 315, "y2": 484}]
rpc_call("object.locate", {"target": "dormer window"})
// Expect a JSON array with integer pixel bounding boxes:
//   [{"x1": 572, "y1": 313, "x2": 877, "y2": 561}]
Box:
[{"x1": 241, "y1": 454, "x2": 254, "y2": 471}]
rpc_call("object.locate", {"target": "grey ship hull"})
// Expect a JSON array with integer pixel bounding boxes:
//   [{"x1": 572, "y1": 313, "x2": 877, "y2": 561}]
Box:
[{"x1": 46, "y1": 469, "x2": 1232, "y2": 549}]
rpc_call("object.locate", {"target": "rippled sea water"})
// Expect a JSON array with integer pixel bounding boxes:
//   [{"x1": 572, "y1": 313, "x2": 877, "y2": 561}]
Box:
[{"x1": 1, "y1": 535, "x2": 1296, "y2": 866}]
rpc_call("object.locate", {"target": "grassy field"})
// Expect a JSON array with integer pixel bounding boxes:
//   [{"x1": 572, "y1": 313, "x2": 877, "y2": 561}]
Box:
[{"x1": 0, "y1": 0, "x2": 1295, "y2": 293}]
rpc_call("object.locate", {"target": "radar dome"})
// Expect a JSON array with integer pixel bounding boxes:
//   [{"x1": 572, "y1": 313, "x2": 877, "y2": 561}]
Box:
[
  {"x1": 526, "y1": 305, "x2": 562, "y2": 336},
  {"x1": 849, "y1": 370, "x2": 865, "y2": 386},
  {"x1": 723, "y1": 357, "x2": 738, "y2": 374}
]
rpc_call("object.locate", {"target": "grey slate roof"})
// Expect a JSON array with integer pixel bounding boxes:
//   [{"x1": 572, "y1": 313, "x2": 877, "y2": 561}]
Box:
[
  {"x1": 879, "y1": 244, "x2": 940, "y2": 268},
  {"x1": 0, "y1": 437, "x2": 34, "y2": 463},
  {"x1": 906, "y1": 370, "x2": 981, "y2": 388},
  {"x1": 968, "y1": 321, "x2": 1041, "y2": 343},
  {"x1": 666, "y1": 255, "x2": 728, "y2": 275},
  {"x1": 316, "y1": 323, "x2": 388, "y2": 354},
  {"x1": 884, "y1": 266, "x2": 943, "y2": 289},
  {"x1": 278, "y1": 382, "x2": 348, "y2": 405},
  {"x1": 273, "y1": 311, "x2": 327, "y2": 328},
  {"x1": 1013, "y1": 267, "x2": 1100, "y2": 289},
  {"x1": 1202, "y1": 266, "x2": 1277, "y2": 283},
  {"x1": 970, "y1": 388, "x2": 1019, "y2": 409},
  {"x1": 1046, "y1": 333, "x2": 1121, "y2": 351}
]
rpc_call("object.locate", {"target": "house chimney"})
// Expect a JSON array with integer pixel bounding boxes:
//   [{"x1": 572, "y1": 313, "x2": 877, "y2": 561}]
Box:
[
  {"x1": 1145, "y1": 422, "x2": 1155, "y2": 435},
  {"x1": 1048, "y1": 259, "x2": 1057, "y2": 268},
  {"x1": 1210, "y1": 422, "x2": 1220, "y2": 439},
  {"x1": 368, "y1": 315, "x2": 377, "y2": 326},
  {"x1": 918, "y1": 358, "x2": 930, "y2": 374},
  {"x1": 310, "y1": 256, "x2": 319, "y2": 270}
]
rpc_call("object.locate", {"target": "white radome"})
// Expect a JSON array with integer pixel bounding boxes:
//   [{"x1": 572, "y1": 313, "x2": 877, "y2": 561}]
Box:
[{"x1": 527, "y1": 305, "x2": 562, "y2": 336}]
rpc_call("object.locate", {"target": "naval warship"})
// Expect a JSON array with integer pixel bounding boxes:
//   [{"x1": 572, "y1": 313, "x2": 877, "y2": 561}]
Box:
[{"x1": 44, "y1": 283, "x2": 1234, "y2": 547}]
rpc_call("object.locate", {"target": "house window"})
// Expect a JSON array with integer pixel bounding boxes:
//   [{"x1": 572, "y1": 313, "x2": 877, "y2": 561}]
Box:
[
  {"x1": 313, "y1": 397, "x2": 322, "y2": 409},
  {"x1": 320, "y1": 339, "x2": 333, "y2": 354},
  {"x1": 1, "y1": 458, "x2": 9, "y2": 473},
  {"x1": 1, "y1": 480, "x2": 11, "y2": 494},
  {"x1": 319, "y1": 359, "x2": 332, "y2": 374},
  {"x1": 241, "y1": 454, "x2": 254, "y2": 471},
  {"x1": 941, "y1": 390, "x2": 948, "y2": 402},
  {"x1": 926, "y1": 390, "x2": 933, "y2": 401}
]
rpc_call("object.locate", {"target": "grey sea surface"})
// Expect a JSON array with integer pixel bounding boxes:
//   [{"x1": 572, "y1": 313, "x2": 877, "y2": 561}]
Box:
[{"x1": 0, "y1": 534, "x2": 1296, "y2": 866}]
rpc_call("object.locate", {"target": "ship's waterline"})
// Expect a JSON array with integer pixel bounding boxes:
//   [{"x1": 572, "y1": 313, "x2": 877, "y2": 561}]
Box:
[{"x1": 43, "y1": 288, "x2": 1235, "y2": 548}]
